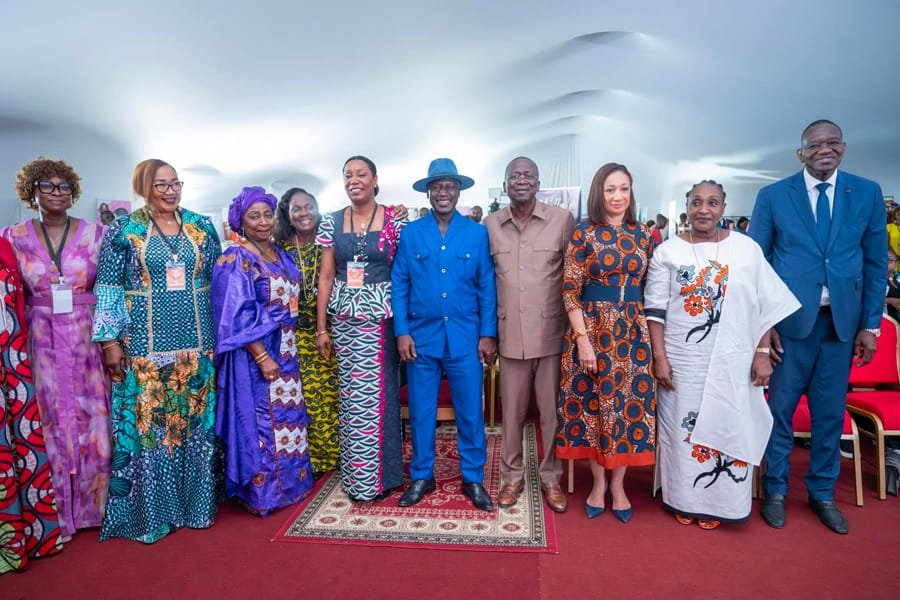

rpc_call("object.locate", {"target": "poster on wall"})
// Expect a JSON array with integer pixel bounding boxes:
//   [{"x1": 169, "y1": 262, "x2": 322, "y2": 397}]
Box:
[
  {"x1": 97, "y1": 199, "x2": 132, "y2": 226},
  {"x1": 536, "y1": 187, "x2": 582, "y2": 222}
]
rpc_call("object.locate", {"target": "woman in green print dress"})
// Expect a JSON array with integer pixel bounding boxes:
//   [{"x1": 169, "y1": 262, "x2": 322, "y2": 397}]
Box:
[{"x1": 92, "y1": 159, "x2": 222, "y2": 543}]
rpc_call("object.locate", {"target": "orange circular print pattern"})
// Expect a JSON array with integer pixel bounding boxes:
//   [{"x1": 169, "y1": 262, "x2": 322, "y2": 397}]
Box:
[{"x1": 556, "y1": 222, "x2": 656, "y2": 468}]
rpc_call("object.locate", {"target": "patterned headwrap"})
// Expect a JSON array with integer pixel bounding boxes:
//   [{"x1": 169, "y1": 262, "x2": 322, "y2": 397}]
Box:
[{"x1": 228, "y1": 186, "x2": 278, "y2": 234}]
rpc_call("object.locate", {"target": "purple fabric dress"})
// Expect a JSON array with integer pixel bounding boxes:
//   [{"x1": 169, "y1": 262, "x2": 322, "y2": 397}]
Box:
[
  {"x1": 211, "y1": 244, "x2": 313, "y2": 515},
  {"x1": 1, "y1": 219, "x2": 111, "y2": 539}
]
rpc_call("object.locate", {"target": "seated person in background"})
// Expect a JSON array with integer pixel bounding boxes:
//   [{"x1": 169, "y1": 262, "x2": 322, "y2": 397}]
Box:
[{"x1": 885, "y1": 248, "x2": 900, "y2": 322}]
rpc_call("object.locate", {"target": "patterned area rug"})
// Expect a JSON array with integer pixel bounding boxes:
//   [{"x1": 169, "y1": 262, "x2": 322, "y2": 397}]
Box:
[{"x1": 273, "y1": 423, "x2": 558, "y2": 552}]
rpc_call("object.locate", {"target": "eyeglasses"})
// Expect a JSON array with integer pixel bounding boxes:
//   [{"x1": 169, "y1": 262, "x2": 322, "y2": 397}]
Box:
[
  {"x1": 153, "y1": 181, "x2": 184, "y2": 193},
  {"x1": 34, "y1": 180, "x2": 74, "y2": 195},
  {"x1": 428, "y1": 182, "x2": 459, "y2": 193},
  {"x1": 507, "y1": 172, "x2": 537, "y2": 182}
]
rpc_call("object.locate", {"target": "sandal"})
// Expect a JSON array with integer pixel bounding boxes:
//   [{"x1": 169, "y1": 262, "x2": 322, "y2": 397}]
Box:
[
  {"x1": 698, "y1": 519, "x2": 721, "y2": 530},
  {"x1": 675, "y1": 514, "x2": 695, "y2": 526}
]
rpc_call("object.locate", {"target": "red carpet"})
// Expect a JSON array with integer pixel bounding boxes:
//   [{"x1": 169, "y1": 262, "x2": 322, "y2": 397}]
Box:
[
  {"x1": 4, "y1": 434, "x2": 899, "y2": 599},
  {"x1": 273, "y1": 424, "x2": 557, "y2": 552}
]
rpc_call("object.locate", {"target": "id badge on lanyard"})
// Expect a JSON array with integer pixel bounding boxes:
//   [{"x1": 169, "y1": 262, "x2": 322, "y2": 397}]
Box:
[
  {"x1": 51, "y1": 279, "x2": 74, "y2": 314},
  {"x1": 346, "y1": 261, "x2": 366, "y2": 289},
  {"x1": 165, "y1": 258, "x2": 187, "y2": 291},
  {"x1": 289, "y1": 284, "x2": 299, "y2": 318}
]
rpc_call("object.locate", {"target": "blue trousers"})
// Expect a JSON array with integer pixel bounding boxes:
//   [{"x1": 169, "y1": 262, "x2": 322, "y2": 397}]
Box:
[
  {"x1": 406, "y1": 347, "x2": 486, "y2": 484},
  {"x1": 763, "y1": 312, "x2": 854, "y2": 501}
]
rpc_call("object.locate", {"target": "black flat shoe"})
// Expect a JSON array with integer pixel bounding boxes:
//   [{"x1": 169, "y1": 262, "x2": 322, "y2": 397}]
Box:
[
  {"x1": 760, "y1": 493, "x2": 786, "y2": 529},
  {"x1": 461, "y1": 482, "x2": 494, "y2": 511},
  {"x1": 808, "y1": 499, "x2": 848, "y2": 534},
  {"x1": 398, "y1": 478, "x2": 436, "y2": 507}
]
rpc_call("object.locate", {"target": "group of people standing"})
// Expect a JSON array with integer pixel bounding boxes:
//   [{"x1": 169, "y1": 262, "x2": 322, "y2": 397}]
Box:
[{"x1": 0, "y1": 117, "x2": 886, "y2": 573}]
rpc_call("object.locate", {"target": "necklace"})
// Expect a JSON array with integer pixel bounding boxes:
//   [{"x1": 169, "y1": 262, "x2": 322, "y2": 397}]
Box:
[
  {"x1": 244, "y1": 237, "x2": 277, "y2": 263},
  {"x1": 294, "y1": 235, "x2": 319, "y2": 297},
  {"x1": 688, "y1": 228, "x2": 721, "y2": 266}
]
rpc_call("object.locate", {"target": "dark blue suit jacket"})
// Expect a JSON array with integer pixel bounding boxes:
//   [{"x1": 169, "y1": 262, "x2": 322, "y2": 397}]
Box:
[
  {"x1": 392, "y1": 211, "x2": 497, "y2": 358},
  {"x1": 750, "y1": 170, "x2": 887, "y2": 341}
]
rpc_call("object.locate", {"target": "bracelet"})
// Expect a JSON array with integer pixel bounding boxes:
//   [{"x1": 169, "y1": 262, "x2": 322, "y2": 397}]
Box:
[
  {"x1": 101, "y1": 341, "x2": 119, "y2": 349},
  {"x1": 755, "y1": 347, "x2": 770, "y2": 354},
  {"x1": 316, "y1": 330, "x2": 329, "y2": 336},
  {"x1": 254, "y1": 352, "x2": 270, "y2": 364}
]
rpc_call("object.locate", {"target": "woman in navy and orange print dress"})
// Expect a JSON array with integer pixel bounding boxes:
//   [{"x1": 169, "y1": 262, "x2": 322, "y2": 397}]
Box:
[{"x1": 555, "y1": 162, "x2": 656, "y2": 524}]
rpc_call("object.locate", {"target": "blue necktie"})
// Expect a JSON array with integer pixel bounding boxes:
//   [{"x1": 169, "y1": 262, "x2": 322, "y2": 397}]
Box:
[{"x1": 815, "y1": 182, "x2": 831, "y2": 247}]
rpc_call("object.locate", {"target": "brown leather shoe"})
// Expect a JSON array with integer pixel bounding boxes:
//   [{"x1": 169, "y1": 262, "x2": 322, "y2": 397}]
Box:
[
  {"x1": 541, "y1": 483, "x2": 568, "y2": 513},
  {"x1": 497, "y1": 480, "x2": 525, "y2": 508}
]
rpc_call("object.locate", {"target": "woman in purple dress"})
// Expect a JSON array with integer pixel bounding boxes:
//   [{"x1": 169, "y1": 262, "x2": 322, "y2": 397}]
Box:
[
  {"x1": 211, "y1": 187, "x2": 313, "y2": 515},
  {"x1": 2, "y1": 157, "x2": 110, "y2": 540}
]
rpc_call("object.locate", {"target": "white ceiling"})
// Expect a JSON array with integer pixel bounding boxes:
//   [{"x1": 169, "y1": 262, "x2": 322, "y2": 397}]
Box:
[{"x1": 2, "y1": 0, "x2": 898, "y2": 224}]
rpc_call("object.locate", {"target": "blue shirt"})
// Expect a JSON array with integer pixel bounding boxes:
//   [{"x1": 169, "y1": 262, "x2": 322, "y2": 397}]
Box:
[{"x1": 392, "y1": 211, "x2": 497, "y2": 358}]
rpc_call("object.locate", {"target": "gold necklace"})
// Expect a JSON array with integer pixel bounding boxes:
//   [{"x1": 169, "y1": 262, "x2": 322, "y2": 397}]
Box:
[
  {"x1": 294, "y1": 235, "x2": 319, "y2": 296},
  {"x1": 688, "y1": 228, "x2": 721, "y2": 266}
]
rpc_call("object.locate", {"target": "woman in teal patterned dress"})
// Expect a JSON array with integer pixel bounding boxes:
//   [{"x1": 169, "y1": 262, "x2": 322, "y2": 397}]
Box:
[{"x1": 92, "y1": 159, "x2": 222, "y2": 543}]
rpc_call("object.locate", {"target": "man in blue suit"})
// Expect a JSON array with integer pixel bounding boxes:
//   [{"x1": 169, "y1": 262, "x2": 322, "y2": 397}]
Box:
[
  {"x1": 751, "y1": 119, "x2": 887, "y2": 534},
  {"x1": 392, "y1": 158, "x2": 498, "y2": 511}
]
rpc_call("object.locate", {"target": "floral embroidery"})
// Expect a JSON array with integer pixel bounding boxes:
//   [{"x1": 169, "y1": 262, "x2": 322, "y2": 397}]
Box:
[
  {"x1": 677, "y1": 259, "x2": 728, "y2": 343},
  {"x1": 690, "y1": 443, "x2": 748, "y2": 488},
  {"x1": 684, "y1": 294, "x2": 705, "y2": 316},
  {"x1": 681, "y1": 411, "x2": 697, "y2": 433}
]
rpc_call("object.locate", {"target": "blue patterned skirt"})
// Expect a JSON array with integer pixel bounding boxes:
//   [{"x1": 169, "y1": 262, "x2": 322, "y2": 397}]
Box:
[{"x1": 332, "y1": 316, "x2": 403, "y2": 500}]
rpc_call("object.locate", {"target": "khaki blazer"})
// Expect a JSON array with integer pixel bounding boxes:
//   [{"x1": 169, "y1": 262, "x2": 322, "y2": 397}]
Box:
[{"x1": 484, "y1": 201, "x2": 575, "y2": 360}]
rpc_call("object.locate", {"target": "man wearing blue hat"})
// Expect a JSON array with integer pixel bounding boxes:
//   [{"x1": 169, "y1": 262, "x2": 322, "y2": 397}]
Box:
[{"x1": 392, "y1": 158, "x2": 497, "y2": 511}]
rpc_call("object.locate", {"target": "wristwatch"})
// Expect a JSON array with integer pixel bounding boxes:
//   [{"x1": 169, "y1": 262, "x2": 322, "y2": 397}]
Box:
[
  {"x1": 864, "y1": 328, "x2": 881, "y2": 338},
  {"x1": 574, "y1": 327, "x2": 588, "y2": 339}
]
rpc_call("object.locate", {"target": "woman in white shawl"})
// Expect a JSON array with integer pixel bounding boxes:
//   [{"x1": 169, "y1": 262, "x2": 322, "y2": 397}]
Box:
[{"x1": 645, "y1": 181, "x2": 799, "y2": 529}]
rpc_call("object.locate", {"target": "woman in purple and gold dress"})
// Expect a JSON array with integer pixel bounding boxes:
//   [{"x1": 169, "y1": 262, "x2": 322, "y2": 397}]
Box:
[{"x1": 211, "y1": 187, "x2": 313, "y2": 515}]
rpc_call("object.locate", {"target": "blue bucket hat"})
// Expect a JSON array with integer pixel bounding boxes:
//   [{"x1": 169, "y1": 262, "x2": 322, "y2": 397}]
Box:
[{"x1": 412, "y1": 158, "x2": 475, "y2": 193}]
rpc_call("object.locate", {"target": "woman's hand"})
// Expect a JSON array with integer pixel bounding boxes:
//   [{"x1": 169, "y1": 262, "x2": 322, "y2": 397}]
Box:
[
  {"x1": 653, "y1": 355, "x2": 674, "y2": 390},
  {"x1": 576, "y1": 337, "x2": 597, "y2": 374},
  {"x1": 390, "y1": 204, "x2": 409, "y2": 221},
  {"x1": 316, "y1": 331, "x2": 333, "y2": 360},
  {"x1": 751, "y1": 352, "x2": 773, "y2": 387},
  {"x1": 259, "y1": 356, "x2": 281, "y2": 383},
  {"x1": 102, "y1": 343, "x2": 127, "y2": 383}
]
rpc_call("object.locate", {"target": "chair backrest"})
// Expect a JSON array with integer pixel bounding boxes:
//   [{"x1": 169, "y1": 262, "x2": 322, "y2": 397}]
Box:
[{"x1": 848, "y1": 314, "x2": 900, "y2": 387}]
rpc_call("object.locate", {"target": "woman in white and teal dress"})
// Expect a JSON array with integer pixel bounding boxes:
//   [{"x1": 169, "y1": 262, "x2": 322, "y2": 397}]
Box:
[
  {"x1": 645, "y1": 180, "x2": 798, "y2": 529},
  {"x1": 93, "y1": 159, "x2": 222, "y2": 543},
  {"x1": 315, "y1": 155, "x2": 407, "y2": 502}
]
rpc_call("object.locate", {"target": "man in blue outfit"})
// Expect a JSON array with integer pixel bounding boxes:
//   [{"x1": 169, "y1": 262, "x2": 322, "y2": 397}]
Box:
[
  {"x1": 392, "y1": 158, "x2": 497, "y2": 511},
  {"x1": 751, "y1": 119, "x2": 887, "y2": 534}
]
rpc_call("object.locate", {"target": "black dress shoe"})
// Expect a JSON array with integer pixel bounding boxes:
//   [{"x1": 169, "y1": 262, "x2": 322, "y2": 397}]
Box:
[
  {"x1": 461, "y1": 482, "x2": 494, "y2": 511},
  {"x1": 398, "y1": 478, "x2": 436, "y2": 507},
  {"x1": 760, "y1": 493, "x2": 786, "y2": 529},
  {"x1": 809, "y1": 499, "x2": 849, "y2": 534}
]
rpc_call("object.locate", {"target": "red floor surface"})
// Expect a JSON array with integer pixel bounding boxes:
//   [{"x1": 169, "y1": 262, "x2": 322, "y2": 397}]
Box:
[{"x1": 5, "y1": 447, "x2": 899, "y2": 600}]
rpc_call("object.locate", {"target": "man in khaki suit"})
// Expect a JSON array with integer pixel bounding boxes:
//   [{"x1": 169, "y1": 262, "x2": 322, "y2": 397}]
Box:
[{"x1": 484, "y1": 156, "x2": 575, "y2": 512}]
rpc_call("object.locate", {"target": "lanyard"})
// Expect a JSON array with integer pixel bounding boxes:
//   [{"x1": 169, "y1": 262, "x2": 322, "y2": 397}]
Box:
[
  {"x1": 148, "y1": 210, "x2": 184, "y2": 259},
  {"x1": 39, "y1": 217, "x2": 71, "y2": 282}
]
